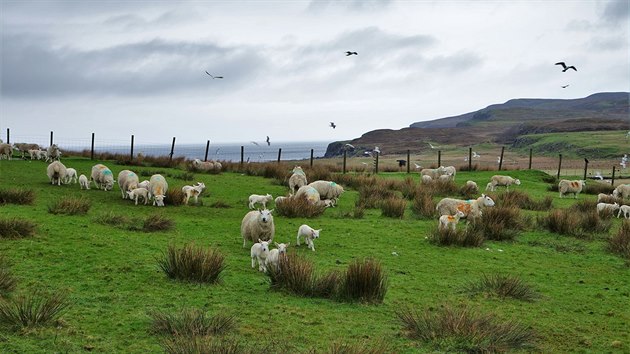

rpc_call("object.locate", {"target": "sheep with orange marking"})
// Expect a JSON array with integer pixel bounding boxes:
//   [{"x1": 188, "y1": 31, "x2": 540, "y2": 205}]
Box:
[
  {"x1": 558, "y1": 179, "x2": 586, "y2": 199},
  {"x1": 435, "y1": 194, "x2": 495, "y2": 219},
  {"x1": 148, "y1": 174, "x2": 168, "y2": 206},
  {"x1": 438, "y1": 210, "x2": 466, "y2": 231}
]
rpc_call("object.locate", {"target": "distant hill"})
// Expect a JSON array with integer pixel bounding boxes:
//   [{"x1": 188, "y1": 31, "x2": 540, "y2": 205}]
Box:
[{"x1": 325, "y1": 92, "x2": 629, "y2": 158}]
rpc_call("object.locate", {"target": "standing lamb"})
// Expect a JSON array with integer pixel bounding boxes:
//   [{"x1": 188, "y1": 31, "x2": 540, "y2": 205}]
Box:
[
  {"x1": 127, "y1": 187, "x2": 149, "y2": 205},
  {"x1": 46, "y1": 161, "x2": 68, "y2": 186},
  {"x1": 91, "y1": 164, "x2": 115, "y2": 191},
  {"x1": 117, "y1": 170, "x2": 139, "y2": 199},
  {"x1": 308, "y1": 180, "x2": 344, "y2": 203},
  {"x1": 265, "y1": 242, "x2": 289, "y2": 271},
  {"x1": 248, "y1": 194, "x2": 273, "y2": 209},
  {"x1": 148, "y1": 174, "x2": 169, "y2": 206},
  {"x1": 440, "y1": 166, "x2": 456, "y2": 180},
  {"x1": 438, "y1": 210, "x2": 466, "y2": 231},
  {"x1": 612, "y1": 184, "x2": 630, "y2": 199},
  {"x1": 436, "y1": 194, "x2": 495, "y2": 219},
  {"x1": 420, "y1": 167, "x2": 446, "y2": 180},
  {"x1": 250, "y1": 240, "x2": 270, "y2": 272},
  {"x1": 64, "y1": 168, "x2": 78, "y2": 184},
  {"x1": 296, "y1": 224, "x2": 321, "y2": 251},
  {"x1": 241, "y1": 209, "x2": 275, "y2": 248},
  {"x1": 79, "y1": 174, "x2": 90, "y2": 190},
  {"x1": 558, "y1": 180, "x2": 586, "y2": 199},
  {"x1": 596, "y1": 202, "x2": 620, "y2": 215},
  {"x1": 182, "y1": 182, "x2": 206, "y2": 205},
  {"x1": 289, "y1": 166, "x2": 308, "y2": 194},
  {"x1": 47, "y1": 144, "x2": 62, "y2": 161},
  {"x1": 487, "y1": 175, "x2": 521, "y2": 192},
  {"x1": 617, "y1": 205, "x2": 630, "y2": 219}
]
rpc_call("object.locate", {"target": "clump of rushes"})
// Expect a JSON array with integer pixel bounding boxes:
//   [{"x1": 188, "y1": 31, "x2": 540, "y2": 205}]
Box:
[
  {"x1": 0, "y1": 188, "x2": 36, "y2": 205},
  {"x1": 47, "y1": 197, "x2": 90, "y2": 215},
  {"x1": 0, "y1": 218, "x2": 37, "y2": 239},
  {"x1": 157, "y1": 243, "x2": 226, "y2": 284}
]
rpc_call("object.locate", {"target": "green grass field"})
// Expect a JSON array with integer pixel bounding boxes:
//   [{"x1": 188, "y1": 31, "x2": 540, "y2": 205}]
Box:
[{"x1": 0, "y1": 158, "x2": 628, "y2": 353}]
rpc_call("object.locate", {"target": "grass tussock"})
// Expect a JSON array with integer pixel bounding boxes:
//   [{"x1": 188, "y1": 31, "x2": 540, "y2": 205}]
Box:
[
  {"x1": 459, "y1": 183, "x2": 479, "y2": 199},
  {"x1": 274, "y1": 194, "x2": 326, "y2": 218},
  {"x1": 0, "y1": 291, "x2": 69, "y2": 330},
  {"x1": 427, "y1": 227, "x2": 484, "y2": 247},
  {"x1": 97, "y1": 212, "x2": 174, "y2": 232},
  {"x1": 0, "y1": 188, "x2": 36, "y2": 205},
  {"x1": 97, "y1": 211, "x2": 131, "y2": 227},
  {"x1": 397, "y1": 177, "x2": 419, "y2": 200},
  {"x1": 268, "y1": 253, "x2": 316, "y2": 297},
  {"x1": 411, "y1": 189, "x2": 436, "y2": 219},
  {"x1": 305, "y1": 164, "x2": 336, "y2": 182},
  {"x1": 161, "y1": 336, "x2": 283, "y2": 354},
  {"x1": 462, "y1": 273, "x2": 539, "y2": 301},
  {"x1": 396, "y1": 304, "x2": 536, "y2": 353},
  {"x1": 326, "y1": 340, "x2": 391, "y2": 354},
  {"x1": 570, "y1": 199, "x2": 598, "y2": 213},
  {"x1": 157, "y1": 243, "x2": 226, "y2": 284},
  {"x1": 584, "y1": 182, "x2": 615, "y2": 195},
  {"x1": 339, "y1": 258, "x2": 388, "y2": 304},
  {"x1": 150, "y1": 308, "x2": 236, "y2": 337},
  {"x1": 0, "y1": 218, "x2": 37, "y2": 239},
  {"x1": 142, "y1": 213, "x2": 175, "y2": 232},
  {"x1": 357, "y1": 182, "x2": 396, "y2": 209},
  {"x1": 537, "y1": 209, "x2": 611, "y2": 239},
  {"x1": 0, "y1": 258, "x2": 17, "y2": 298},
  {"x1": 165, "y1": 188, "x2": 186, "y2": 206},
  {"x1": 607, "y1": 220, "x2": 630, "y2": 260},
  {"x1": 380, "y1": 197, "x2": 406, "y2": 218},
  {"x1": 495, "y1": 190, "x2": 553, "y2": 211},
  {"x1": 468, "y1": 206, "x2": 525, "y2": 241},
  {"x1": 47, "y1": 197, "x2": 91, "y2": 215},
  {"x1": 423, "y1": 179, "x2": 459, "y2": 196},
  {"x1": 209, "y1": 200, "x2": 232, "y2": 208}
]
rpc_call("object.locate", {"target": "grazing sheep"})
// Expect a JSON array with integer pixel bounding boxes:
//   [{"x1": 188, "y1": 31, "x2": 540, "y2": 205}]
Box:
[
  {"x1": 421, "y1": 175, "x2": 433, "y2": 184},
  {"x1": 46, "y1": 161, "x2": 68, "y2": 186},
  {"x1": 79, "y1": 174, "x2": 90, "y2": 190},
  {"x1": 612, "y1": 184, "x2": 630, "y2": 199},
  {"x1": 265, "y1": 242, "x2": 289, "y2": 271},
  {"x1": 182, "y1": 182, "x2": 206, "y2": 205},
  {"x1": 420, "y1": 167, "x2": 445, "y2": 180},
  {"x1": 248, "y1": 193, "x2": 273, "y2": 209},
  {"x1": 558, "y1": 179, "x2": 586, "y2": 199},
  {"x1": 438, "y1": 210, "x2": 466, "y2": 231},
  {"x1": 597, "y1": 193, "x2": 612, "y2": 203},
  {"x1": 296, "y1": 224, "x2": 321, "y2": 251},
  {"x1": 0, "y1": 143, "x2": 13, "y2": 160},
  {"x1": 597, "y1": 202, "x2": 620, "y2": 215},
  {"x1": 465, "y1": 180, "x2": 479, "y2": 193},
  {"x1": 438, "y1": 174, "x2": 453, "y2": 182},
  {"x1": 250, "y1": 240, "x2": 271, "y2": 272},
  {"x1": 28, "y1": 149, "x2": 41, "y2": 160},
  {"x1": 436, "y1": 194, "x2": 495, "y2": 219},
  {"x1": 46, "y1": 144, "x2": 62, "y2": 161},
  {"x1": 14, "y1": 143, "x2": 40, "y2": 159},
  {"x1": 289, "y1": 166, "x2": 308, "y2": 194},
  {"x1": 148, "y1": 174, "x2": 168, "y2": 206},
  {"x1": 241, "y1": 209, "x2": 275, "y2": 247},
  {"x1": 295, "y1": 185, "x2": 320, "y2": 203},
  {"x1": 117, "y1": 170, "x2": 139, "y2": 199},
  {"x1": 441, "y1": 166, "x2": 456, "y2": 180},
  {"x1": 138, "y1": 180, "x2": 150, "y2": 190},
  {"x1": 64, "y1": 168, "x2": 78, "y2": 184},
  {"x1": 91, "y1": 164, "x2": 115, "y2": 191},
  {"x1": 487, "y1": 175, "x2": 521, "y2": 192},
  {"x1": 192, "y1": 159, "x2": 221, "y2": 172},
  {"x1": 617, "y1": 205, "x2": 630, "y2": 219},
  {"x1": 308, "y1": 180, "x2": 344, "y2": 203},
  {"x1": 126, "y1": 187, "x2": 149, "y2": 205}
]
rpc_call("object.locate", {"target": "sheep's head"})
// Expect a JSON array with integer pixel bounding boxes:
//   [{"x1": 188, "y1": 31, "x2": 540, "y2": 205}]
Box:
[
  {"x1": 275, "y1": 242, "x2": 289, "y2": 254},
  {"x1": 311, "y1": 229, "x2": 322, "y2": 239},
  {"x1": 259, "y1": 209, "x2": 273, "y2": 223},
  {"x1": 613, "y1": 190, "x2": 619, "y2": 197},
  {"x1": 154, "y1": 195, "x2": 165, "y2": 207},
  {"x1": 456, "y1": 210, "x2": 465, "y2": 218},
  {"x1": 514, "y1": 179, "x2": 521, "y2": 185},
  {"x1": 258, "y1": 239, "x2": 270, "y2": 252},
  {"x1": 126, "y1": 190, "x2": 134, "y2": 198},
  {"x1": 103, "y1": 180, "x2": 114, "y2": 191},
  {"x1": 481, "y1": 194, "x2": 495, "y2": 207}
]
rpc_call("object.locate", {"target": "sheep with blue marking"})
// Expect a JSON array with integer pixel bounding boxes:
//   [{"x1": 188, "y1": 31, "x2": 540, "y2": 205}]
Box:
[
  {"x1": 289, "y1": 166, "x2": 308, "y2": 194},
  {"x1": 91, "y1": 164, "x2": 115, "y2": 191},
  {"x1": 148, "y1": 174, "x2": 169, "y2": 206},
  {"x1": 117, "y1": 170, "x2": 139, "y2": 199},
  {"x1": 308, "y1": 180, "x2": 344, "y2": 204}
]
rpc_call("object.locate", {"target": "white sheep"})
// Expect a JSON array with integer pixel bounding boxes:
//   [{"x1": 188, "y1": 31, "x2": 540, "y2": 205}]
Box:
[
  {"x1": 421, "y1": 175, "x2": 433, "y2": 184},
  {"x1": 612, "y1": 184, "x2": 630, "y2": 199},
  {"x1": 438, "y1": 210, "x2": 466, "y2": 231},
  {"x1": 274, "y1": 195, "x2": 290, "y2": 205},
  {"x1": 117, "y1": 170, "x2": 139, "y2": 199},
  {"x1": 28, "y1": 149, "x2": 40, "y2": 160},
  {"x1": 248, "y1": 193, "x2": 273, "y2": 209},
  {"x1": 436, "y1": 194, "x2": 495, "y2": 219},
  {"x1": 138, "y1": 180, "x2": 150, "y2": 190},
  {"x1": 241, "y1": 209, "x2": 275, "y2": 248},
  {"x1": 465, "y1": 180, "x2": 479, "y2": 193},
  {"x1": 487, "y1": 175, "x2": 521, "y2": 192},
  {"x1": 14, "y1": 143, "x2": 40, "y2": 159},
  {"x1": 46, "y1": 161, "x2": 67, "y2": 186},
  {"x1": 558, "y1": 179, "x2": 586, "y2": 199},
  {"x1": 64, "y1": 168, "x2": 78, "y2": 184},
  {"x1": 420, "y1": 167, "x2": 445, "y2": 180},
  {"x1": 126, "y1": 187, "x2": 149, "y2": 205},
  {"x1": 79, "y1": 174, "x2": 90, "y2": 190},
  {"x1": 91, "y1": 164, "x2": 115, "y2": 191},
  {"x1": 265, "y1": 242, "x2": 289, "y2": 271},
  {"x1": 148, "y1": 174, "x2": 169, "y2": 206},
  {"x1": 295, "y1": 185, "x2": 321, "y2": 204},
  {"x1": 617, "y1": 205, "x2": 630, "y2": 219},
  {"x1": 192, "y1": 159, "x2": 221, "y2": 172},
  {"x1": 289, "y1": 166, "x2": 308, "y2": 194},
  {"x1": 296, "y1": 224, "x2": 321, "y2": 251},
  {"x1": 0, "y1": 143, "x2": 13, "y2": 160},
  {"x1": 596, "y1": 202, "x2": 619, "y2": 215},
  {"x1": 250, "y1": 239, "x2": 270, "y2": 272},
  {"x1": 597, "y1": 193, "x2": 612, "y2": 203},
  {"x1": 46, "y1": 144, "x2": 62, "y2": 161},
  {"x1": 308, "y1": 180, "x2": 344, "y2": 203},
  {"x1": 182, "y1": 182, "x2": 206, "y2": 205},
  {"x1": 438, "y1": 174, "x2": 453, "y2": 182},
  {"x1": 440, "y1": 166, "x2": 456, "y2": 180}
]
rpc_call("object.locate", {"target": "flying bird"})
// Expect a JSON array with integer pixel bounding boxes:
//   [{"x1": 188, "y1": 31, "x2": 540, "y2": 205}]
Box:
[
  {"x1": 414, "y1": 163, "x2": 422, "y2": 169},
  {"x1": 215, "y1": 148, "x2": 221, "y2": 155},
  {"x1": 428, "y1": 142, "x2": 437, "y2": 149},
  {"x1": 373, "y1": 146, "x2": 381, "y2": 154},
  {"x1": 594, "y1": 171, "x2": 603, "y2": 180},
  {"x1": 330, "y1": 122, "x2": 336, "y2": 129},
  {"x1": 205, "y1": 71, "x2": 223, "y2": 79},
  {"x1": 561, "y1": 84, "x2": 570, "y2": 88},
  {"x1": 345, "y1": 51, "x2": 358, "y2": 56},
  {"x1": 472, "y1": 151, "x2": 480, "y2": 158},
  {"x1": 344, "y1": 143, "x2": 355, "y2": 149},
  {"x1": 251, "y1": 141, "x2": 260, "y2": 146},
  {"x1": 555, "y1": 62, "x2": 577, "y2": 72},
  {"x1": 266, "y1": 136, "x2": 270, "y2": 146}
]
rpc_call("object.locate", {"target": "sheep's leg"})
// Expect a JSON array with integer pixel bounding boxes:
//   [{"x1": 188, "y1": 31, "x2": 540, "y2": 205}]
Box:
[
  {"x1": 251, "y1": 256, "x2": 256, "y2": 269},
  {"x1": 296, "y1": 234, "x2": 301, "y2": 246}
]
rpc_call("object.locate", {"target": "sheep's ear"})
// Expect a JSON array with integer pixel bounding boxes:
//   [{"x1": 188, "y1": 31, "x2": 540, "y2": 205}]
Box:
[
  {"x1": 318, "y1": 229, "x2": 322, "y2": 232},
  {"x1": 258, "y1": 239, "x2": 262, "y2": 243},
  {"x1": 269, "y1": 209, "x2": 274, "y2": 213},
  {"x1": 274, "y1": 242, "x2": 279, "y2": 247},
  {"x1": 286, "y1": 242, "x2": 290, "y2": 246},
  {"x1": 258, "y1": 209, "x2": 262, "y2": 213}
]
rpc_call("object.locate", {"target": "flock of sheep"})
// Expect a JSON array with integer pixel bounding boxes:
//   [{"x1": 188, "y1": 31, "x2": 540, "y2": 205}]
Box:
[{"x1": 0, "y1": 143, "x2": 62, "y2": 162}]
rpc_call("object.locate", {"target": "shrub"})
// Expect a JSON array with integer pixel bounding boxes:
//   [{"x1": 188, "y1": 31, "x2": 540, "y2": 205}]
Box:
[
  {"x1": 0, "y1": 291, "x2": 69, "y2": 330},
  {"x1": 411, "y1": 190, "x2": 435, "y2": 219},
  {"x1": 578, "y1": 209, "x2": 611, "y2": 235},
  {"x1": 150, "y1": 308, "x2": 236, "y2": 337},
  {"x1": 47, "y1": 197, "x2": 91, "y2": 215},
  {"x1": 157, "y1": 243, "x2": 226, "y2": 284},
  {"x1": 584, "y1": 182, "x2": 614, "y2": 195},
  {"x1": 427, "y1": 227, "x2": 484, "y2": 247},
  {"x1": 268, "y1": 253, "x2": 315, "y2": 297},
  {"x1": 357, "y1": 183, "x2": 395, "y2": 209},
  {"x1": 495, "y1": 190, "x2": 552, "y2": 211},
  {"x1": 312, "y1": 271, "x2": 341, "y2": 299},
  {"x1": 537, "y1": 209, "x2": 580, "y2": 236},
  {"x1": 607, "y1": 221, "x2": 630, "y2": 260},
  {"x1": 537, "y1": 209, "x2": 610, "y2": 239},
  {"x1": 97, "y1": 211, "x2": 130, "y2": 227},
  {"x1": 570, "y1": 200, "x2": 597, "y2": 213},
  {"x1": 0, "y1": 218, "x2": 37, "y2": 239},
  {"x1": 424, "y1": 179, "x2": 458, "y2": 196},
  {"x1": 0, "y1": 258, "x2": 17, "y2": 298},
  {"x1": 274, "y1": 194, "x2": 326, "y2": 218},
  {"x1": 462, "y1": 273, "x2": 539, "y2": 301},
  {"x1": 380, "y1": 197, "x2": 406, "y2": 218},
  {"x1": 396, "y1": 177, "x2": 418, "y2": 200},
  {"x1": 468, "y1": 206, "x2": 524, "y2": 241},
  {"x1": 396, "y1": 304, "x2": 536, "y2": 353},
  {"x1": 142, "y1": 214, "x2": 175, "y2": 232},
  {"x1": 165, "y1": 189, "x2": 186, "y2": 206},
  {"x1": 0, "y1": 188, "x2": 35, "y2": 205},
  {"x1": 339, "y1": 259, "x2": 388, "y2": 304}
]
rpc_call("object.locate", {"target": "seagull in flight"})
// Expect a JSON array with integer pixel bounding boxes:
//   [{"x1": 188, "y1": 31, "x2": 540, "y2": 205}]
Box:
[
  {"x1": 215, "y1": 148, "x2": 221, "y2": 155},
  {"x1": 330, "y1": 122, "x2": 336, "y2": 129},
  {"x1": 251, "y1": 141, "x2": 260, "y2": 146},
  {"x1": 561, "y1": 84, "x2": 570, "y2": 88},
  {"x1": 344, "y1": 143, "x2": 355, "y2": 149},
  {"x1": 428, "y1": 142, "x2": 437, "y2": 149},
  {"x1": 555, "y1": 62, "x2": 577, "y2": 72},
  {"x1": 205, "y1": 71, "x2": 224, "y2": 79},
  {"x1": 345, "y1": 51, "x2": 358, "y2": 56},
  {"x1": 373, "y1": 146, "x2": 381, "y2": 154},
  {"x1": 472, "y1": 151, "x2": 480, "y2": 158},
  {"x1": 266, "y1": 136, "x2": 270, "y2": 146},
  {"x1": 414, "y1": 163, "x2": 422, "y2": 169}
]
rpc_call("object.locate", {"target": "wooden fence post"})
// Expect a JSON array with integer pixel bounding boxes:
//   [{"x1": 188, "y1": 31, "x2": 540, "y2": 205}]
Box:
[
  {"x1": 277, "y1": 148, "x2": 282, "y2": 163},
  {"x1": 468, "y1": 147, "x2": 472, "y2": 171},
  {"x1": 498, "y1": 146, "x2": 505, "y2": 171},
  {"x1": 343, "y1": 150, "x2": 347, "y2": 174},
  {"x1": 528, "y1": 148, "x2": 533, "y2": 170},
  {"x1": 204, "y1": 140, "x2": 210, "y2": 162},
  {"x1": 583, "y1": 158, "x2": 589, "y2": 181},
  {"x1": 169, "y1": 137, "x2": 176, "y2": 162},
  {"x1": 50, "y1": 131, "x2": 54, "y2": 146},
  {"x1": 310, "y1": 149, "x2": 314, "y2": 167},
  {"x1": 437, "y1": 150, "x2": 441, "y2": 167},
  {"x1": 90, "y1": 133, "x2": 95, "y2": 160},
  {"x1": 130, "y1": 135, "x2": 135, "y2": 160},
  {"x1": 6, "y1": 128, "x2": 9, "y2": 144},
  {"x1": 375, "y1": 152, "x2": 379, "y2": 174},
  {"x1": 240, "y1": 146, "x2": 244, "y2": 166},
  {"x1": 611, "y1": 166, "x2": 616, "y2": 186},
  {"x1": 557, "y1": 154, "x2": 562, "y2": 180},
  {"x1": 407, "y1": 149, "x2": 411, "y2": 174}
]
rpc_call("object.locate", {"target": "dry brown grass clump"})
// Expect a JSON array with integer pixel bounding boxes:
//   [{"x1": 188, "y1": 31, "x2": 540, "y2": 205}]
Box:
[
  {"x1": 411, "y1": 189, "x2": 436, "y2": 219},
  {"x1": 462, "y1": 273, "x2": 539, "y2": 301},
  {"x1": 380, "y1": 197, "x2": 407, "y2": 218},
  {"x1": 157, "y1": 243, "x2": 226, "y2": 284},
  {"x1": 165, "y1": 188, "x2": 186, "y2": 206},
  {"x1": 468, "y1": 206, "x2": 525, "y2": 241},
  {"x1": 150, "y1": 308, "x2": 236, "y2": 337},
  {"x1": 357, "y1": 181, "x2": 396, "y2": 209},
  {"x1": 274, "y1": 194, "x2": 327, "y2": 218},
  {"x1": 338, "y1": 258, "x2": 388, "y2": 304},
  {"x1": 427, "y1": 227, "x2": 484, "y2": 247},
  {"x1": 537, "y1": 209, "x2": 611, "y2": 239},
  {"x1": 47, "y1": 197, "x2": 91, "y2": 215},
  {"x1": 0, "y1": 218, "x2": 37, "y2": 239},
  {"x1": 143, "y1": 214, "x2": 175, "y2": 232},
  {"x1": 0, "y1": 188, "x2": 36, "y2": 205},
  {"x1": 423, "y1": 179, "x2": 459, "y2": 196},
  {"x1": 494, "y1": 190, "x2": 552, "y2": 211},
  {"x1": 607, "y1": 220, "x2": 630, "y2": 260}
]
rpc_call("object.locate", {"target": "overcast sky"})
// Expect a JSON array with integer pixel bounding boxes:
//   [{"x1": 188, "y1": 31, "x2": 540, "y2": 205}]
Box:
[{"x1": 1, "y1": 0, "x2": 628, "y2": 145}]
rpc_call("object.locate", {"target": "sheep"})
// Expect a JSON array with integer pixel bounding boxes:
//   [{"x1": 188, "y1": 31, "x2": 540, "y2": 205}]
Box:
[
  {"x1": 322, "y1": 199, "x2": 336, "y2": 208},
  {"x1": 46, "y1": 144, "x2": 62, "y2": 161},
  {"x1": 597, "y1": 193, "x2": 612, "y2": 203},
  {"x1": 597, "y1": 202, "x2": 620, "y2": 215},
  {"x1": 182, "y1": 182, "x2": 206, "y2": 205},
  {"x1": 241, "y1": 209, "x2": 275, "y2": 247},
  {"x1": 436, "y1": 194, "x2": 495, "y2": 219},
  {"x1": 138, "y1": 180, "x2": 150, "y2": 190},
  {"x1": 192, "y1": 159, "x2": 221, "y2": 172},
  {"x1": 558, "y1": 179, "x2": 586, "y2": 199},
  {"x1": 289, "y1": 166, "x2": 308, "y2": 194},
  {"x1": 465, "y1": 180, "x2": 479, "y2": 193},
  {"x1": 265, "y1": 242, "x2": 289, "y2": 271},
  {"x1": 438, "y1": 210, "x2": 466, "y2": 231},
  {"x1": 421, "y1": 175, "x2": 433, "y2": 184},
  {"x1": 295, "y1": 185, "x2": 320, "y2": 203},
  {"x1": 438, "y1": 174, "x2": 453, "y2": 182},
  {"x1": 14, "y1": 143, "x2": 40, "y2": 159},
  {"x1": 441, "y1": 166, "x2": 456, "y2": 180},
  {"x1": 296, "y1": 224, "x2": 321, "y2": 251},
  {"x1": 248, "y1": 193, "x2": 273, "y2": 209},
  {"x1": 0, "y1": 143, "x2": 13, "y2": 160},
  {"x1": 420, "y1": 167, "x2": 445, "y2": 180},
  {"x1": 90, "y1": 164, "x2": 115, "y2": 191},
  {"x1": 64, "y1": 168, "x2": 78, "y2": 184},
  {"x1": 487, "y1": 175, "x2": 521, "y2": 192},
  {"x1": 612, "y1": 184, "x2": 630, "y2": 199},
  {"x1": 308, "y1": 180, "x2": 344, "y2": 203},
  {"x1": 79, "y1": 174, "x2": 90, "y2": 190},
  {"x1": 117, "y1": 170, "x2": 139, "y2": 199},
  {"x1": 46, "y1": 161, "x2": 68, "y2": 186},
  {"x1": 250, "y1": 240, "x2": 271, "y2": 272},
  {"x1": 148, "y1": 174, "x2": 169, "y2": 206},
  {"x1": 617, "y1": 205, "x2": 630, "y2": 219},
  {"x1": 28, "y1": 149, "x2": 41, "y2": 160},
  {"x1": 275, "y1": 195, "x2": 290, "y2": 205},
  {"x1": 126, "y1": 187, "x2": 149, "y2": 205}
]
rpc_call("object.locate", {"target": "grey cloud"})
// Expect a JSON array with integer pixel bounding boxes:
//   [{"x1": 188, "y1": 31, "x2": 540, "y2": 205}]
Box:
[
  {"x1": 425, "y1": 51, "x2": 483, "y2": 73},
  {"x1": 588, "y1": 35, "x2": 628, "y2": 51},
  {"x1": 602, "y1": 0, "x2": 629, "y2": 24},
  {"x1": 307, "y1": 0, "x2": 392, "y2": 12}
]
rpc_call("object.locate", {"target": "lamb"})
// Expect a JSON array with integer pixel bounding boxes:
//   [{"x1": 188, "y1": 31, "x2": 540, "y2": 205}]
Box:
[
  {"x1": 14, "y1": 143, "x2": 40, "y2": 159},
  {"x1": 138, "y1": 180, "x2": 150, "y2": 190},
  {"x1": 487, "y1": 175, "x2": 521, "y2": 192},
  {"x1": 248, "y1": 193, "x2": 273, "y2": 209},
  {"x1": 421, "y1": 175, "x2": 433, "y2": 184},
  {"x1": 250, "y1": 240, "x2": 271, "y2": 272},
  {"x1": 265, "y1": 242, "x2": 289, "y2": 271},
  {"x1": 438, "y1": 210, "x2": 466, "y2": 231},
  {"x1": 295, "y1": 185, "x2": 320, "y2": 203},
  {"x1": 117, "y1": 170, "x2": 139, "y2": 199},
  {"x1": 308, "y1": 180, "x2": 344, "y2": 203},
  {"x1": 0, "y1": 143, "x2": 13, "y2": 160},
  {"x1": 182, "y1": 182, "x2": 206, "y2": 205},
  {"x1": 597, "y1": 202, "x2": 619, "y2": 215},
  {"x1": 420, "y1": 167, "x2": 445, "y2": 180},
  {"x1": 440, "y1": 166, "x2": 456, "y2": 180},
  {"x1": 126, "y1": 187, "x2": 149, "y2": 205},
  {"x1": 79, "y1": 174, "x2": 90, "y2": 190},
  {"x1": 46, "y1": 144, "x2": 62, "y2": 161},
  {"x1": 91, "y1": 164, "x2": 115, "y2": 191},
  {"x1": 438, "y1": 174, "x2": 453, "y2": 182},
  {"x1": 296, "y1": 224, "x2": 321, "y2": 251},
  {"x1": 148, "y1": 174, "x2": 169, "y2": 206},
  {"x1": 436, "y1": 194, "x2": 495, "y2": 219},
  {"x1": 64, "y1": 168, "x2": 78, "y2": 184},
  {"x1": 241, "y1": 209, "x2": 275, "y2": 247},
  {"x1": 617, "y1": 205, "x2": 630, "y2": 219},
  {"x1": 558, "y1": 179, "x2": 586, "y2": 199},
  {"x1": 28, "y1": 149, "x2": 42, "y2": 160},
  {"x1": 46, "y1": 161, "x2": 67, "y2": 186},
  {"x1": 192, "y1": 159, "x2": 221, "y2": 172},
  {"x1": 612, "y1": 184, "x2": 630, "y2": 199},
  {"x1": 289, "y1": 166, "x2": 308, "y2": 194},
  {"x1": 465, "y1": 180, "x2": 479, "y2": 193}
]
